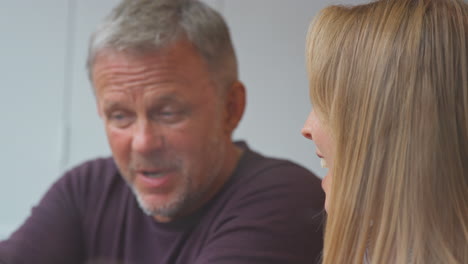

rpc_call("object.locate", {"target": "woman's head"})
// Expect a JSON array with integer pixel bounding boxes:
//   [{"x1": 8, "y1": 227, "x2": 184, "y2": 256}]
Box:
[
  {"x1": 302, "y1": 0, "x2": 468, "y2": 263},
  {"x1": 302, "y1": 109, "x2": 335, "y2": 210}
]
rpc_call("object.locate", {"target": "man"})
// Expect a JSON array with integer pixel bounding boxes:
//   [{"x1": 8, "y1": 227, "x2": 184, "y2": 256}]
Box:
[{"x1": 0, "y1": 0, "x2": 324, "y2": 263}]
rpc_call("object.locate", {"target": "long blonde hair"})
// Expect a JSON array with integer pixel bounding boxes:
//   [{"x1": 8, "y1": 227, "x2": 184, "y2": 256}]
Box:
[{"x1": 306, "y1": 0, "x2": 468, "y2": 263}]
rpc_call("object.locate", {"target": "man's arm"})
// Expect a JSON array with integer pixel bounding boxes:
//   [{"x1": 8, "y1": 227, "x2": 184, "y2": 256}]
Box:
[
  {"x1": 0, "y1": 171, "x2": 85, "y2": 264},
  {"x1": 194, "y1": 163, "x2": 325, "y2": 264}
]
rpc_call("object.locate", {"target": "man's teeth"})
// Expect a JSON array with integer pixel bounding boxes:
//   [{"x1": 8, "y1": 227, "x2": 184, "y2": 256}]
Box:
[
  {"x1": 142, "y1": 172, "x2": 164, "y2": 178},
  {"x1": 320, "y1": 158, "x2": 328, "y2": 169}
]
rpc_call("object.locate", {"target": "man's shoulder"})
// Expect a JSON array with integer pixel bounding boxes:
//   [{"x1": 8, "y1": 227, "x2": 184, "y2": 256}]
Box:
[
  {"x1": 230, "y1": 142, "x2": 324, "y2": 208},
  {"x1": 200, "y1": 142, "x2": 325, "y2": 261},
  {"x1": 54, "y1": 157, "x2": 121, "y2": 196},
  {"x1": 64, "y1": 156, "x2": 117, "y2": 180},
  {"x1": 237, "y1": 142, "x2": 319, "y2": 183}
]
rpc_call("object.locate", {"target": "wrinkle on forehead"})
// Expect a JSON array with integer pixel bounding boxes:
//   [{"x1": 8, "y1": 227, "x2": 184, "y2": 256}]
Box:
[
  {"x1": 101, "y1": 92, "x2": 183, "y2": 110},
  {"x1": 93, "y1": 54, "x2": 182, "y2": 92},
  {"x1": 92, "y1": 48, "x2": 215, "y2": 96}
]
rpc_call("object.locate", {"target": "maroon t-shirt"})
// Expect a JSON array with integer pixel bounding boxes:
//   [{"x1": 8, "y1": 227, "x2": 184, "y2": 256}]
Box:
[{"x1": 0, "y1": 142, "x2": 325, "y2": 264}]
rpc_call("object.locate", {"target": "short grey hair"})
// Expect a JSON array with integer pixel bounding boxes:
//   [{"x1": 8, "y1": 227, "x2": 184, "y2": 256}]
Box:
[{"x1": 87, "y1": 0, "x2": 238, "y2": 92}]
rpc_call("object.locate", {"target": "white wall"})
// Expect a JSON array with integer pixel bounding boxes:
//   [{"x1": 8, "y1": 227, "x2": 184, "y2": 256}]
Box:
[
  {"x1": 0, "y1": 0, "x2": 368, "y2": 240},
  {"x1": 0, "y1": 0, "x2": 70, "y2": 240}
]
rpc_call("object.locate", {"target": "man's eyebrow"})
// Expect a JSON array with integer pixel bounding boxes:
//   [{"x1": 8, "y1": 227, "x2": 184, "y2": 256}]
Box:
[
  {"x1": 154, "y1": 94, "x2": 180, "y2": 104},
  {"x1": 102, "y1": 94, "x2": 183, "y2": 109},
  {"x1": 102, "y1": 101, "x2": 127, "y2": 110},
  {"x1": 141, "y1": 93, "x2": 186, "y2": 106}
]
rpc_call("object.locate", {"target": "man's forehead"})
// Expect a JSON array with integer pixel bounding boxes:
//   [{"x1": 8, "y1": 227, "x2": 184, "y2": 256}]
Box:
[
  {"x1": 91, "y1": 40, "x2": 219, "y2": 100},
  {"x1": 94, "y1": 38, "x2": 198, "y2": 64},
  {"x1": 92, "y1": 51, "x2": 182, "y2": 89},
  {"x1": 100, "y1": 92, "x2": 182, "y2": 106},
  {"x1": 92, "y1": 43, "x2": 207, "y2": 82}
]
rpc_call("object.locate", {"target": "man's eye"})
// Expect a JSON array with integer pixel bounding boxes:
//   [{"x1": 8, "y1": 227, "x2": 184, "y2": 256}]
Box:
[
  {"x1": 156, "y1": 109, "x2": 184, "y2": 123},
  {"x1": 160, "y1": 111, "x2": 175, "y2": 117},
  {"x1": 111, "y1": 113, "x2": 126, "y2": 120},
  {"x1": 107, "y1": 111, "x2": 134, "y2": 128}
]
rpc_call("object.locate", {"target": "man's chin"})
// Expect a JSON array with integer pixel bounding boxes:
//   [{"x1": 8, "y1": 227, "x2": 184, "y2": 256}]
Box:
[
  {"x1": 132, "y1": 188, "x2": 185, "y2": 221},
  {"x1": 134, "y1": 190, "x2": 164, "y2": 214}
]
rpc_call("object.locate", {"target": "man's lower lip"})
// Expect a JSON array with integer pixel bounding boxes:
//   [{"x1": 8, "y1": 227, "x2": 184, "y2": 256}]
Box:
[{"x1": 136, "y1": 172, "x2": 172, "y2": 189}]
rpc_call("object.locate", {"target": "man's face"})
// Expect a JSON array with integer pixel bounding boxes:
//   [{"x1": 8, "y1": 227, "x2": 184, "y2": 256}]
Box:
[{"x1": 93, "y1": 41, "x2": 233, "y2": 222}]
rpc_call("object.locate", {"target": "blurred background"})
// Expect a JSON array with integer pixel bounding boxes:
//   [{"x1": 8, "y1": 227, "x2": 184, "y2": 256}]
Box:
[{"x1": 0, "y1": 0, "x2": 368, "y2": 239}]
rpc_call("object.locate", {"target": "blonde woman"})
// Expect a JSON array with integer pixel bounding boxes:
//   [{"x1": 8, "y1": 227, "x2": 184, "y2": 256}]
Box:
[{"x1": 301, "y1": 0, "x2": 468, "y2": 263}]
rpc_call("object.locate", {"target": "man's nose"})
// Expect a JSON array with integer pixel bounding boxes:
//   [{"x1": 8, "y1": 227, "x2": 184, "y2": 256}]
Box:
[{"x1": 132, "y1": 120, "x2": 164, "y2": 154}]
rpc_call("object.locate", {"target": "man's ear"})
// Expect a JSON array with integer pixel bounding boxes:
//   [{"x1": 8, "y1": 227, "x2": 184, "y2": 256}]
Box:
[{"x1": 223, "y1": 81, "x2": 246, "y2": 135}]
